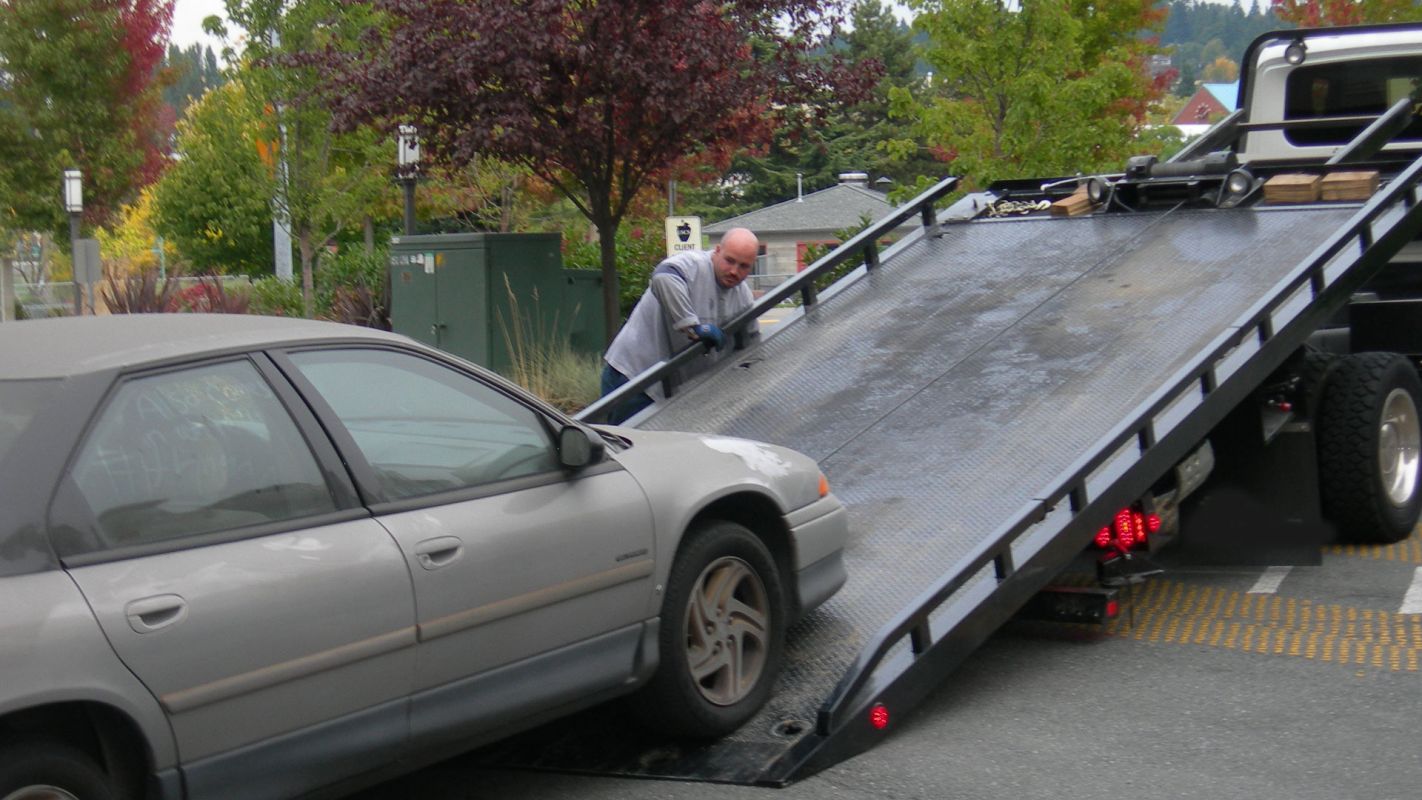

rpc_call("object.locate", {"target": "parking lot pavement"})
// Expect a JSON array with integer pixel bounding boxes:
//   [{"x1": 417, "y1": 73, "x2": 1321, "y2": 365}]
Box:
[{"x1": 352, "y1": 537, "x2": 1422, "y2": 800}]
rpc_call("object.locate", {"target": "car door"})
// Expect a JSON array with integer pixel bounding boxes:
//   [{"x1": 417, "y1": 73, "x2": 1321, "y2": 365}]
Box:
[
  {"x1": 52, "y1": 357, "x2": 417, "y2": 800},
  {"x1": 276, "y1": 346, "x2": 656, "y2": 746}
]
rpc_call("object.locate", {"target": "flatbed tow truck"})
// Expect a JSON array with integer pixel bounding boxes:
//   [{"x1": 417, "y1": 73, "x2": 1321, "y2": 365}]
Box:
[{"x1": 478, "y1": 23, "x2": 1422, "y2": 786}]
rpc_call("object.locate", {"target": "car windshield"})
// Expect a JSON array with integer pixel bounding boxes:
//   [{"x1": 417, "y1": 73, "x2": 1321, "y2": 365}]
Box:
[{"x1": 0, "y1": 379, "x2": 59, "y2": 464}]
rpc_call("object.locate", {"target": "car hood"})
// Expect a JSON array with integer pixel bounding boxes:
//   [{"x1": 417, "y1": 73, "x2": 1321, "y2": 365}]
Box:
[{"x1": 601, "y1": 427, "x2": 825, "y2": 514}]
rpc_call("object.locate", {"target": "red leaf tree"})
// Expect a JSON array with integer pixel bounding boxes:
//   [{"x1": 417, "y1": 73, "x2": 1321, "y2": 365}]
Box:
[
  {"x1": 1271, "y1": 0, "x2": 1422, "y2": 26},
  {"x1": 321, "y1": 0, "x2": 870, "y2": 342}
]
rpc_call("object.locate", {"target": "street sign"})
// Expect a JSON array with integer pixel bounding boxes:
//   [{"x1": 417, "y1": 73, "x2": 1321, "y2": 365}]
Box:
[{"x1": 665, "y1": 216, "x2": 701, "y2": 258}]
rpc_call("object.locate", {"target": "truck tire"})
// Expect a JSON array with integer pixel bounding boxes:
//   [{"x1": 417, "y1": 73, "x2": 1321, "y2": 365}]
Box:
[
  {"x1": 1317, "y1": 352, "x2": 1422, "y2": 543},
  {"x1": 630, "y1": 520, "x2": 785, "y2": 739},
  {"x1": 0, "y1": 742, "x2": 115, "y2": 800}
]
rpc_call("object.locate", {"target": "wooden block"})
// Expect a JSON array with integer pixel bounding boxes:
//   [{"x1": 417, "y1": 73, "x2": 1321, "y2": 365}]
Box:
[
  {"x1": 1263, "y1": 173, "x2": 1321, "y2": 203},
  {"x1": 1050, "y1": 187, "x2": 1094, "y2": 217},
  {"x1": 1320, "y1": 170, "x2": 1379, "y2": 201}
]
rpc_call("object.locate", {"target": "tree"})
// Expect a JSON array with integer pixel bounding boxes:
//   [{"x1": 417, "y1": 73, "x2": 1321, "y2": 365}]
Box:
[
  {"x1": 887, "y1": 0, "x2": 1169, "y2": 189},
  {"x1": 163, "y1": 43, "x2": 225, "y2": 121},
  {"x1": 209, "y1": 0, "x2": 394, "y2": 314},
  {"x1": 1272, "y1": 0, "x2": 1422, "y2": 26},
  {"x1": 0, "y1": 0, "x2": 174, "y2": 237},
  {"x1": 683, "y1": 0, "x2": 934, "y2": 217},
  {"x1": 152, "y1": 80, "x2": 274, "y2": 275},
  {"x1": 321, "y1": 0, "x2": 870, "y2": 343},
  {"x1": 1201, "y1": 56, "x2": 1240, "y2": 84}
]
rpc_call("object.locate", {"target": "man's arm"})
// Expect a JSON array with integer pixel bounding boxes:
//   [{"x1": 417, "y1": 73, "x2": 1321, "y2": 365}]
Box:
[{"x1": 648, "y1": 260, "x2": 699, "y2": 332}]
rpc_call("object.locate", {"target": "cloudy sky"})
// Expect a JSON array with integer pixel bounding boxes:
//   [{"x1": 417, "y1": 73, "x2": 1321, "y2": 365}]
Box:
[{"x1": 171, "y1": 0, "x2": 229, "y2": 50}]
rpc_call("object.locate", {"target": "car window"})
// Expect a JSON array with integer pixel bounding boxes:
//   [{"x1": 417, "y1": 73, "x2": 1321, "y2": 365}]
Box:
[
  {"x1": 1284, "y1": 56, "x2": 1422, "y2": 146},
  {"x1": 288, "y1": 349, "x2": 560, "y2": 501},
  {"x1": 70, "y1": 360, "x2": 338, "y2": 549}
]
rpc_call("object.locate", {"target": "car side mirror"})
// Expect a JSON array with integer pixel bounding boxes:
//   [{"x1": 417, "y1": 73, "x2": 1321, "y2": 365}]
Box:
[{"x1": 557, "y1": 425, "x2": 605, "y2": 469}]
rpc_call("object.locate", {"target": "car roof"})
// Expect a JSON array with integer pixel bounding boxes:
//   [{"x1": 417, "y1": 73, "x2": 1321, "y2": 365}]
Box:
[{"x1": 1, "y1": 314, "x2": 411, "y2": 380}]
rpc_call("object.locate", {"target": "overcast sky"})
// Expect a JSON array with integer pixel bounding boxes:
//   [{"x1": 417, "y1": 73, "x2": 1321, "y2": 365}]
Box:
[{"x1": 171, "y1": 0, "x2": 229, "y2": 50}]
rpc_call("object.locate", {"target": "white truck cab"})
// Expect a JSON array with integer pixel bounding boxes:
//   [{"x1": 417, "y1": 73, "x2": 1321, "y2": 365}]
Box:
[{"x1": 1236, "y1": 24, "x2": 1422, "y2": 164}]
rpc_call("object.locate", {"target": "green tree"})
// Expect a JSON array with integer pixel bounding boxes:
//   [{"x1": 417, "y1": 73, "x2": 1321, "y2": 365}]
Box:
[
  {"x1": 163, "y1": 43, "x2": 225, "y2": 121},
  {"x1": 0, "y1": 0, "x2": 174, "y2": 237},
  {"x1": 211, "y1": 0, "x2": 392, "y2": 313},
  {"x1": 888, "y1": 0, "x2": 1168, "y2": 189},
  {"x1": 152, "y1": 80, "x2": 274, "y2": 275},
  {"x1": 685, "y1": 0, "x2": 931, "y2": 219}
]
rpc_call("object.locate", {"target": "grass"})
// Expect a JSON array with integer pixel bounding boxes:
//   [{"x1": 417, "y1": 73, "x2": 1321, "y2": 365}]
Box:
[{"x1": 497, "y1": 276, "x2": 602, "y2": 414}]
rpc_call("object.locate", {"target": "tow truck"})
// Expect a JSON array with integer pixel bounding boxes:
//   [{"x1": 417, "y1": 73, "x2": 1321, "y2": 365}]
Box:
[{"x1": 480, "y1": 23, "x2": 1422, "y2": 786}]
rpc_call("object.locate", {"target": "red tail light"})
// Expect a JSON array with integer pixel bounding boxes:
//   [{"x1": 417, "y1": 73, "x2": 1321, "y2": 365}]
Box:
[
  {"x1": 869, "y1": 704, "x2": 890, "y2": 730},
  {"x1": 1093, "y1": 506, "x2": 1158, "y2": 552}
]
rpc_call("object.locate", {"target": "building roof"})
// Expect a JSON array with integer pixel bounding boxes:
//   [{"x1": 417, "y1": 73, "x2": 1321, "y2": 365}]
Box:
[
  {"x1": 705, "y1": 181, "x2": 917, "y2": 236},
  {"x1": 1203, "y1": 82, "x2": 1239, "y2": 110}
]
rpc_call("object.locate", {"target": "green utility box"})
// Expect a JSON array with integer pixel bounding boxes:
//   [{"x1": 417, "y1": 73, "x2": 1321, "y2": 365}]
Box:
[{"x1": 388, "y1": 233, "x2": 604, "y2": 375}]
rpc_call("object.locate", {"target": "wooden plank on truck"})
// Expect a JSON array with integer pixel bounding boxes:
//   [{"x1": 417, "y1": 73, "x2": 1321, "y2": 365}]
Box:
[
  {"x1": 1264, "y1": 173, "x2": 1321, "y2": 203},
  {"x1": 1320, "y1": 170, "x2": 1380, "y2": 201}
]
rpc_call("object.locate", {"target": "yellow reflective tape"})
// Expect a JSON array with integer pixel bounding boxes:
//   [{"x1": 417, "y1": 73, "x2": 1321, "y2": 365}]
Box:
[{"x1": 1094, "y1": 579, "x2": 1422, "y2": 672}]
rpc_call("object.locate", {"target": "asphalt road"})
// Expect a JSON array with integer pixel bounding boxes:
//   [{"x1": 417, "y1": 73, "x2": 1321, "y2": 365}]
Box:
[{"x1": 352, "y1": 538, "x2": 1422, "y2": 800}]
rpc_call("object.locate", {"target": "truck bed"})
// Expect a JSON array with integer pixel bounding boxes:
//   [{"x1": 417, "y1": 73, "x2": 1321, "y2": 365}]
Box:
[{"x1": 478, "y1": 201, "x2": 1383, "y2": 783}]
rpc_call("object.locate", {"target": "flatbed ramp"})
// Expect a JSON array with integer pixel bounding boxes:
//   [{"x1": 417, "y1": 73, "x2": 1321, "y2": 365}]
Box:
[{"x1": 478, "y1": 168, "x2": 1422, "y2": 783}]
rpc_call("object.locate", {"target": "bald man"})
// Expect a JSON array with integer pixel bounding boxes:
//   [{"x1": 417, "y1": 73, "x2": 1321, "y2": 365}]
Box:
[{"x1": 601, "y1": 227, "x2": 761, "y2": 424}]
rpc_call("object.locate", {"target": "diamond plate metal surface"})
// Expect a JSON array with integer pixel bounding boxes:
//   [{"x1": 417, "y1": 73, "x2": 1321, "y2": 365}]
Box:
[
  {"x1": 643, "y1": 205, "x2": 1359, "y2": 748},
  {"x1": 476, "y1": 205, "x2": 1362, "y2": 781}
]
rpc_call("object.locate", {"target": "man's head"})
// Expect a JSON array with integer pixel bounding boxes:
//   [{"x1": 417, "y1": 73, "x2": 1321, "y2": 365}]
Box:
[{"x1": 712, "y1": 228, "x2": 759, "y2": 289}]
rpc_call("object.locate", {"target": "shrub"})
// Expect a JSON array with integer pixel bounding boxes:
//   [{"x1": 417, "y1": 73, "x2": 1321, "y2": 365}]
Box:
[
  {"x1": 562, "y1": 221, "x2": 668, "y2": 318},
  {"x1": 497, "y1": 276, "x2": 601, "y2": 413},
  {"x1": 249, "y1": 277, "x2": 305, "y2": 317}
]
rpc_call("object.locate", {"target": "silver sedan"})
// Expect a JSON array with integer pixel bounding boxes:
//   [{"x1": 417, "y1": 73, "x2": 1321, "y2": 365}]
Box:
[{"x1": 0, "y1": 314, "x2": 848, "y2": 800}]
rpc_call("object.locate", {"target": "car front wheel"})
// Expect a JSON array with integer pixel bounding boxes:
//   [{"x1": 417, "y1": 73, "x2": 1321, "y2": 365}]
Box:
[
  {"x1": 0, "y1": 742, "x2": 115, "y2": 800},
  {"x1": 631, "y1": 520, "x2": 786, "y2": 739}
]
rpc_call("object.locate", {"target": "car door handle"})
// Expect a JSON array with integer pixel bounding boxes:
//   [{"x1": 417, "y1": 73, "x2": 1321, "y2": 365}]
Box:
[
  {"x1": 125, "y1": 594, "x2": 188, "y2": 634},
  {"x1": 414, "y1": 536, "x2": 463, "y2": 570}
]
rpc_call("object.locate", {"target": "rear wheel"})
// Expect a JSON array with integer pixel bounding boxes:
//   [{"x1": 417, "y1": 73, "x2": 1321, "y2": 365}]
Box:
[
  {"x1": 631, "y1": 520, "x2": 785, "y2": 739},
  {"x1": 1317, "y1": 352, "x2": 1422, "y2": 543},
  {"x1": 0, "y1": 743, "x2": 115, "y2": 800}
]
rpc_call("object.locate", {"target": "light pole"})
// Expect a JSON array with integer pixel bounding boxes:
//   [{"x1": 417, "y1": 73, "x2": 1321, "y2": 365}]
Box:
[
  {"x1": 397, "y1": 126, "x2": 419, "y2": 236},
  {"x1": 63, "y1": 169, "x2": 83, "y2": 315}
]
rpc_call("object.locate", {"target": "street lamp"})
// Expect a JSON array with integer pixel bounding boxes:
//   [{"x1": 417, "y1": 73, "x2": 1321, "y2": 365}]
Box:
[
  {"x1": 397, "y1": 126, "x2": 419, "y2": 236},
  {"x1": 63, "y1": 169, "x2": 83, "y2": 315}
]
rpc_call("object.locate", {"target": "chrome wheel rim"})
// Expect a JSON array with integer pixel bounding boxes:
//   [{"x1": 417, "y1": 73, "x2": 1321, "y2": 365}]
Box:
[
  {"x1": 2, "y1": 787, "x2": 82, "y2": 800},
  {"x1": 683, "y1": 556, "x2": 770, "y2": 706},
  {"x1": 1379, "y1": 387, "x2": 1421, "y2": 506}
]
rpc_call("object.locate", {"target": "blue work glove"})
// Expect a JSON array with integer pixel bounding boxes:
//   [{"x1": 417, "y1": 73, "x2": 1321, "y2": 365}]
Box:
[{"x1": 689, "y1": 323, "x2": 726, "y2": 351}]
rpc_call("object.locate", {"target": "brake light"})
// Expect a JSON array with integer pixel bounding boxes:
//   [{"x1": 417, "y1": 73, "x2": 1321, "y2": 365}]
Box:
[
  {"x1": 1093, "y1": 506, "x2": 1159, "y2": 552},
  {"x1": 869, "y1": 704, "x2": 890, "y2": 730}
]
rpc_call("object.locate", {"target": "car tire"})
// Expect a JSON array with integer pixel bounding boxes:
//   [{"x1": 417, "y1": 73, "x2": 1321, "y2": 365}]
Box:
[
  {"x1": 0, "y1": 741, "x2": 115, "y2": 800},
  {"x1": 631, "y1": 520, "x2": 786, "y2": 739},
  {"x1": 1317, "y1": 352, "x2": 1422, "y2": 543}
]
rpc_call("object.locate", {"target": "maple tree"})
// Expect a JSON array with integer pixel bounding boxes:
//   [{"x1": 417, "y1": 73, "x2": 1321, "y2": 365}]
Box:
[
  {"x1": 0, "y1": 0, "x2": 174, "y2": 237},
  {"x1": 321, "y1": 0, "x2": 869, "y2": 342}
]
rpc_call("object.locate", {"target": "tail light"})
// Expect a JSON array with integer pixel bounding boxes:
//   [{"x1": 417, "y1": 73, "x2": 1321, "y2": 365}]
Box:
[{"x1": 1094, "y1": 505, "x2": 1159, "y2": 552}]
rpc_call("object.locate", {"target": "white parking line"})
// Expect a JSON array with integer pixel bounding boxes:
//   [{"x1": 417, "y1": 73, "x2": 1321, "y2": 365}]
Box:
[
  {"x1": 1401, "y1": 566, "x2": 1422, "y2": 615},
  {"x1": 1247, "y1": 566, "x2": 1292, "y2": 594}
]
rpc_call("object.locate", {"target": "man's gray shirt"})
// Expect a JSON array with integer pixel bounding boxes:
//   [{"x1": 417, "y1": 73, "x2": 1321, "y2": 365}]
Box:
[{"x1": 605, "y1": 249, "x2": 757, "y2": 400}]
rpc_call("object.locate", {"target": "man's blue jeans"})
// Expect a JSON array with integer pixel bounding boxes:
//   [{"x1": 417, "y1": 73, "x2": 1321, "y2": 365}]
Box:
[{"x1": 600, "y1": 364, "x2": 655, "y2": 425}]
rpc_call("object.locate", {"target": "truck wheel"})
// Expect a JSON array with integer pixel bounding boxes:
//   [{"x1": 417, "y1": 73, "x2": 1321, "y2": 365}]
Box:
[
  {"x1": 0, "y1": 742, "x2": 115, "y2": 800},
  {"x1": 631, "y1": 520, "x2": 785, "y2": 739},
  {"x1": 1317, "y1": 352, "x2": 1422, "y2": 543}
]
